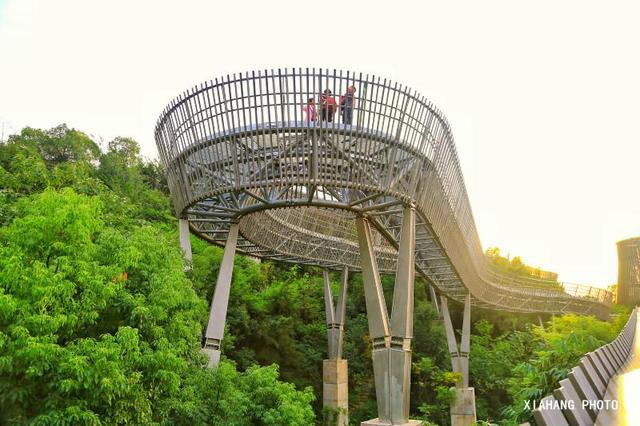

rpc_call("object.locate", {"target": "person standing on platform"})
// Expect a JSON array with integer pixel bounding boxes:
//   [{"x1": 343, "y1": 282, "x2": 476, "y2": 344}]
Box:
[
  {"x1": 321, "y1": 89, "x2": 336, "y2": 123},
  {"x1": 340, "y1": 85, "x2": 356, "y2": 125}
]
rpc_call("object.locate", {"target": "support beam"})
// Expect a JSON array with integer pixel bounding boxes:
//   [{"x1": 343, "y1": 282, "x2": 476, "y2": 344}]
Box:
[
  {"x1": 357, "y1": 208, "x2": 422, "y2": 426},
  {"x1": 440, "y1": 293, "x2": 476, "y2": 426},
  {"x1": 441, "y1": 296, "x2": 460, "y2": 376},
  {"x1": 203, "y1": 223, "x2": 239, "y2": 367},
  {"x1": 460, "y1": 293, "x2": 471, "y2": 388},
  {"x1": 429, "y1": 284, "x2": 441, "y2": 317},
  {"x1": 356, "y1": 217, "x2": 391, "y2": 341},
  {"x1": 178, "y1": 218, "x2": 193, "y2": 263},
  {"x1": 323, "y1": 267, "x2": 349, "y2": 426},
  {"x1": 324, "y1": 268, "x2": 348, "y2": 359},
  {"x1": 389, "y1": 207, "x2": 416, "y2": 425},
  {"x1": 324, "y1": 269, "x2": 337, "y2": 356},
  {"x1": 337, "y1": 267, "x2": 348, "y2": 338},
  {"x1": 356, "y1": 215, "x2": 392, "y2": 422}
]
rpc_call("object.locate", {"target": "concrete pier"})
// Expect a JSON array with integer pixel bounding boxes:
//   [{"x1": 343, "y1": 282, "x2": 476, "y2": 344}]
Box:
[
  {"x1": 450, "y1": 387, "x2": 477, "y2": 426},
  {"x1": 323, "y1": 359, "x2": 349, "y2": 426}
]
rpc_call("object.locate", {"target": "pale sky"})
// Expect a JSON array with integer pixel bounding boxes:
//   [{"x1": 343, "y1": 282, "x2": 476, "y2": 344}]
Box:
[{"x1": 0, "y1": 0, "x2": 638, "y2": 287}]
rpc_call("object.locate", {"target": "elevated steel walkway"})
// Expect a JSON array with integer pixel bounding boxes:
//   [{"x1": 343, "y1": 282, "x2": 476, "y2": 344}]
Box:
[
  {"x1": 155, "y1": 68, "x2": 612, "y2": 319},
  {"x1": 157, "y1": 68, "x2": 617, "y2": 426}
]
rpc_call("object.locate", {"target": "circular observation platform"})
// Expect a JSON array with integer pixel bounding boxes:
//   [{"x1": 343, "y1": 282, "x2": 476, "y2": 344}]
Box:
[{"x1": 155, "y1": 68, "x2": 613, "y2": 318}]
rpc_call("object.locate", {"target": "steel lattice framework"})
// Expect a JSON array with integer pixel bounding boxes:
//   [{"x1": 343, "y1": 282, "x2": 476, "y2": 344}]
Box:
[{"x1": 155, "y1": 68, "x2": 612, "y2": 319}]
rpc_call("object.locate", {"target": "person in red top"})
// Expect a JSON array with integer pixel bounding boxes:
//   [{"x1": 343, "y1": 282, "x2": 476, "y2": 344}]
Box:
[{"x1": 321, "y1": 89, "x2": 336, "y2": 123}]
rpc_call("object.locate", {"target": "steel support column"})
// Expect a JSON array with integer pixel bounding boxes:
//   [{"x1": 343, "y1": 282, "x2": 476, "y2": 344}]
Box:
[
  {"x1": 357, "y1": 207, "x2": 421, "y2": 426},
  {"x1": 356, "y1": 215, "x2": 392, "y2": 422},
  {"x1": 441, "y1": 293, "x2": 476, "y2": 426},
  {"x1": 389, "y1": 207, "x2": 416, "y2": 424},
  {"x1": 441, "y1": 295, "x2": 461, "y2": 378},
  {"x1": 323, "y1": 267, "x2": 349, "y2": 426},
  {"x1": 324, "y1": 267, "x2": 348, "y2": 359},
  {"x1": 178, "y1": 218, "x2": 192, "y2": 263},
  {"x1": 440, "y1": 293, "x2": 471, "y2": 386},
  {"x1": 429, "y1": 285, "x2": 441, "y2": 317},
  {"x1": 460, "y1": 293, "x2": 471, "y2": 387},
  {"x1": 203, "y1": 223, "x2": 239, "y2": 367}
]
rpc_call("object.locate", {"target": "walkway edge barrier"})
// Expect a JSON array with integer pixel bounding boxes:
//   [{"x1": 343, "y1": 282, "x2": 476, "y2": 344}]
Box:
[{"x1": 531, "y1": 307, "x2": 637, "y2": 426}]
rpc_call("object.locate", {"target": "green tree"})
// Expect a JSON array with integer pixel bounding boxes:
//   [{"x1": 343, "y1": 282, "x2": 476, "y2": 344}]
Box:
[
  {"x1": 97, "y1": 137, "x2": 143, "y2": 192},
  {"x1": 0, "y1": 188, "x2": 315, "y2": 424},
  {"x1": 0, "y1": 125, "x2": 100, "y2": 169}
]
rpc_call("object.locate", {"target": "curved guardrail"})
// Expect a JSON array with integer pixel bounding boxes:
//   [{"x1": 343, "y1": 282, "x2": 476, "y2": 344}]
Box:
[
  {"x1": 533, "y1": 307, "x2": 637, "y2": 425},
  {"x1": 154, "y1": 68, "x2": 613, "y2": 317}
]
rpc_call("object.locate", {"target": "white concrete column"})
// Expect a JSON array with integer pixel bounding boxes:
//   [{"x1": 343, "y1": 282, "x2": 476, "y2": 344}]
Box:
[
  {"x1": 429, "y1": 284, "x2": 441, "y2": 317},
  {"x1": 203, "y1": 223, "x2": 238, "y2": 367},
  {"x1": 179, "y1": 218, "x2": 192, "y2": 263},
  {"x1": 389, "y1": 207, "x2": 416, "y2": 424},
  {"x1": 441, "y1": 296, "x2": 461, "y2": 376},
  {"x1": 323, "y1": 267, "x2": 349, "y2": 425},
  {"x1": 460, "y1": 293, "x2": 471, "y2": 388},
  {"x1": 441, "y1": 293, "x2": 476, "y2": 426},
  {"x1": 357, "y1": 208, "x2": 422, "y2": 426},
  {"x1": 324, "y1": 268, "x2": 349, "y2": 360},
  {"x1": 356, "y1": 215, "x2": 392, "y2": 422}
]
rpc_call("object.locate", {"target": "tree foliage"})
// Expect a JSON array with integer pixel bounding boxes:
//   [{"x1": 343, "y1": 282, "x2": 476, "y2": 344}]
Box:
[
  {"x1": 486, "y1": 247, "x2": 555, "y2": 280},
  {"x1": 0, "y1": 125, "x2": 315, "y2": 425}
]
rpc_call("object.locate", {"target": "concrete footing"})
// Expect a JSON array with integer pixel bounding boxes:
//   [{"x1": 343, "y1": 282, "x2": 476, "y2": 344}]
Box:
[
  {"x1": 203, "y1": 348, "x2": 221, "y2": 368},
  {"x1": 450, "y1": 387, "x2": 477, "y2": 426},
  {"x1": 323, "y1": 359, "x2": 348, "y2": 426},
  {"x1": 361, "y1": 419, "x2": 422, "y2": 425}
]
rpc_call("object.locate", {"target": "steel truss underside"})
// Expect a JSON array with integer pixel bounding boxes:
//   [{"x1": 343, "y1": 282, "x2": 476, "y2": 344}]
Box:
[{"x1": 172, "y1": 126, "x2": 609, "y2": 318}]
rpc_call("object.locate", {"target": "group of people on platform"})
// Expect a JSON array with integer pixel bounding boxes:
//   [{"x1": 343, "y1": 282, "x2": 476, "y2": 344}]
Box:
[{"x1": 303, "y1": 85, "x2": 356, "y2": 125}]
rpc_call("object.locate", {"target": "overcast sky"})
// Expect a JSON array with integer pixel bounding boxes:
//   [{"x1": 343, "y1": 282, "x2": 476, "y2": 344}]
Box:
[{"x1": 0, "y1": 0, "x2": 638, "y2": 287}]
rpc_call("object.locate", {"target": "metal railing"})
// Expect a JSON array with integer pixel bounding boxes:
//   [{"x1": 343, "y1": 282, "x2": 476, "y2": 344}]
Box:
[
  {"x1": 533, "y1": 308, "x2": 637, "y2": 425},
  {"x1": 485, "y1": 265, "x2": 613, "y2": 304}
]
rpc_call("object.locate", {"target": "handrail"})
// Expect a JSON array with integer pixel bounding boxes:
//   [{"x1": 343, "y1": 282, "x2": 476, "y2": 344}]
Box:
[
  {"x1": 532, "y1": 308, "x2": 637, "y2": 425},
  {"x1": 485, "y1": 263, "x2": 613, "y2": 304}
]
